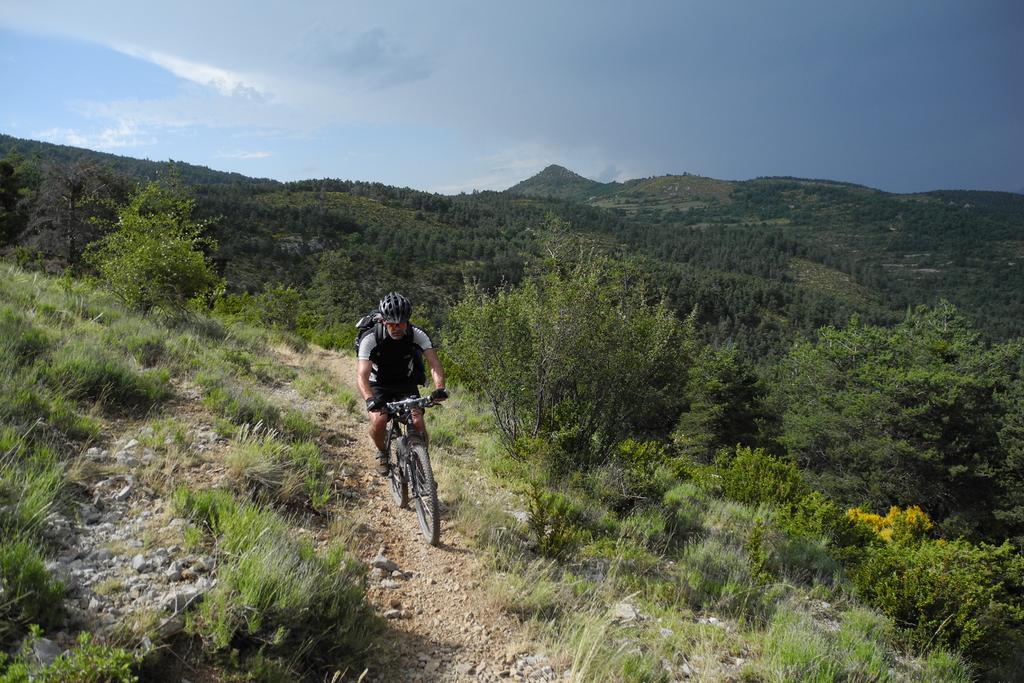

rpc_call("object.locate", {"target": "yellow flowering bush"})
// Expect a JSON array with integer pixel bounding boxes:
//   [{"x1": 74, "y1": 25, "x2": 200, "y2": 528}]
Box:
[{"x1": 847, "y1": 505, "x2": 933, "y2": 543}]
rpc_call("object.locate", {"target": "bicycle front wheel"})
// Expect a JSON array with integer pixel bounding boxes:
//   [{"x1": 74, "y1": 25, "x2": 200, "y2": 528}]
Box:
[
  {"x1": 409, "y1": 441, "x2": 440, "y2": 545},
  {"x1": 389, "y1": 439, "x2": 409, "y2": 508}
]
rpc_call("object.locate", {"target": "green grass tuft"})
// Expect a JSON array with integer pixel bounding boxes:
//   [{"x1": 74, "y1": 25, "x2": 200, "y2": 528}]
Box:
[
  {"x1": 171, "y1": 487, "x2": 378, "y2": 675},
  {"x1": 226, "y1": 425, "x2": 330, "y2": 509},
  {"x1": 40, "y1": 341, "x2": 170, "y2": 413}
]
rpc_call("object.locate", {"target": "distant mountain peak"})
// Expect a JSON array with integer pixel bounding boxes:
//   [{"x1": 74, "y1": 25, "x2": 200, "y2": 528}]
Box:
[
  {"x1": 506, "y1": 164, "x2": 605, "y2": 200},
  {"x1": 538, "y1": 163, "x2": 582, "y2": 176}
]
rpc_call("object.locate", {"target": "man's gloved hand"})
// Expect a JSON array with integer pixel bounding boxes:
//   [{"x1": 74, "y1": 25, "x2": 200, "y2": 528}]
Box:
[
  {"x1": 429, "y1": 388, "x2": 449, "y2": 402},
  {"x1": 365, "y1": 396, "x2": 386, "y2": 412}
]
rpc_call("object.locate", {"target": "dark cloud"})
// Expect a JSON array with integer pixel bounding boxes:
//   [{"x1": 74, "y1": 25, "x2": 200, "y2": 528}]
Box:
[{"x1": 293, "y1": 27, "x2": 431, "y2": 88}]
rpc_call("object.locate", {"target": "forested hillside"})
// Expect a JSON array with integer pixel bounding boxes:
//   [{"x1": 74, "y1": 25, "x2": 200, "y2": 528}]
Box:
[
  {"x1": 5, "y1": 134, "x2": 1020, "y2": 362},
  {"x1": 3, "y1": 133, "x2": 1024, "y2": 678}
]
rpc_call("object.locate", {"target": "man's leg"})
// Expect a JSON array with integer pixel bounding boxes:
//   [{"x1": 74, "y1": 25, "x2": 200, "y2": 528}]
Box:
[
  {"x1": 369, "y1": 387, "x2": 393, "y2": 475},
  {"x1": 368, "y1": 411, "x2": 388, "y2": 451}
]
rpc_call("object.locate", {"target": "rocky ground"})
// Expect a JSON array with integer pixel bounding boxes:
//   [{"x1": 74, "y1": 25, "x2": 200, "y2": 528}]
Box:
[{"x1": 32, "y1": 345, "x2": 559, "y2": 681}]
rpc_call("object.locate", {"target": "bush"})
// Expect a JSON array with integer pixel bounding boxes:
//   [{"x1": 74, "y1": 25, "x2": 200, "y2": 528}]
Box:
[
  {"x1": 446, "y1": 227, "x2": 694, "y2": 474},
  {"x1": 847, "y1": 505, "x2": 934, "y2": 544},
  {"x1": 526, "y1": 483, "x2": 582, "y2": 559},
  {"x1": 715, "y1": 446, "x2": 807, "y2": 508},
  {"x1": 0, "y1": 629, "x2": 140, "y2": 683},
  {"x1": 84, "y1": 181, "x2": 223, "y2": 314},
  {"x1": 776, "y1": 491, "x2": 877, "y2": 565},
  {"x1": 852, "y1": 537, "x2": 1024, "y2": 668}
]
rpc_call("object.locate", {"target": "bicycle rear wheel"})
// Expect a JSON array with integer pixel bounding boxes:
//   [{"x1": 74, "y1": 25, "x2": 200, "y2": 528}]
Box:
[
  {"x1": 389, "y1": 438, "x2": 409, "y2": 508},
  {"x1": 409, "y1": 440, "x2": 440, "y2": 545}
]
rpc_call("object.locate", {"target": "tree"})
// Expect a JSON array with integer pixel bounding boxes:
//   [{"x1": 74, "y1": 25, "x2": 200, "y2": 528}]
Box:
[
  {"x1": 768, "y1": 302, "x2": 1023, "y2": 541},
  {"x1": 26, "y1": 160, "x2": 129, "y2": 263},
  {"x1": 672, "y1": 342, "x2": 766, "y2": 463},
  {"x1": 0, "y1": 150, "x2": 38, "y2": 246},
  {"x1": 84, "y1": 181, "x2": 223, "y2": 314}
]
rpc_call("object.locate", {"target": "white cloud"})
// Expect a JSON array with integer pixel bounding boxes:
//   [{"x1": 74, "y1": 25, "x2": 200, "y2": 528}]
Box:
[
  {"x1": 216, "y1": 150, "x2": 271, "y2": 159},
  {"x1": 114, "y1": 44, "x2": 269, "y2": 100},
  {"x1": 33, "y1": 119, "x2": 156, "y2": 149}
]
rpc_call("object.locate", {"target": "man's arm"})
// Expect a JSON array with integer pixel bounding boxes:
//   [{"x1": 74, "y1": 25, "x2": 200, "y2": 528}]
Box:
[
  {"x1": 423, "y1": 348, "x2": 445, "y2": 390},
  {"x1": 357, "y1": 359, "x2": 374, "y2": 400}
]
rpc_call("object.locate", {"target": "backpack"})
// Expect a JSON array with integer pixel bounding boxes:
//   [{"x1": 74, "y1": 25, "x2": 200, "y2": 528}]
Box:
[{"x1": 354, "y1": 311, "x2": 427, "y2": 386}]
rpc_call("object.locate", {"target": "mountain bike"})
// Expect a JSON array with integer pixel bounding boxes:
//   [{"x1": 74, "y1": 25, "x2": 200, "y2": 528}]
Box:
[{"x1": 382, "y1": 396, "x2": 441, "y2": 545}]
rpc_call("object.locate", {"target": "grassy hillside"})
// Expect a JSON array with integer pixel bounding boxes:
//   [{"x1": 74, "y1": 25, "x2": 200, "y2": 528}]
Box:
[{"x1": 0, "y1": 263, "x2": 985, "y2": 681}]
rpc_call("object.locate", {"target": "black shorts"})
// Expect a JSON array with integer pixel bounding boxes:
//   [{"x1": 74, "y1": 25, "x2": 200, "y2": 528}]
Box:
[{"x1": 371, "y1": 385, "x2": 420, "y2": 404}]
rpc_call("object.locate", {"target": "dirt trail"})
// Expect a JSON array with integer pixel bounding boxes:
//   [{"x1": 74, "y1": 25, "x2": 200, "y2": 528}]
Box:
[{"x1": 306, "y1": 349, "x2": 549, "y2": 682}]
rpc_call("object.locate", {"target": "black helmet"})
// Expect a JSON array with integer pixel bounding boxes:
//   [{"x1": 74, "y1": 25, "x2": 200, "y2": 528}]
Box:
[{"x1": 379, "y1": 292, "x2": 412, "y2": 323}]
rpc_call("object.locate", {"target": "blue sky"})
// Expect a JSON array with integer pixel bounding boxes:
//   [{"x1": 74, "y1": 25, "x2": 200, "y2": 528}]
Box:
[{"x1": 1, "y1": 1, "x2": 1020, "y2": 194}]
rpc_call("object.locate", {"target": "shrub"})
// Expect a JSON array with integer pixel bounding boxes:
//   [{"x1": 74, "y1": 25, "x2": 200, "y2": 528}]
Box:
[
  {"x1": 526, "y1": 483, "x2": 581, "y2": 559},
  {"x1": 852, "y1": 537, "x2": 1024, "y2": 667},
  {"x1": 847, "y1": 505, "x2": 933, "y2": 544},
  {"x1": 84, "y1": 181, "x2": 223, "y2": 314},
  {"x1": 213, "y1": 283, "x2": 301, "y2": 331},
  {"x1": 611, "y1": 439, "x2": 677, "y2": 508},
  {"x1": 446, "y1": 227, "x2": 694, "y2": 473},
  {"x1": 776, "y1": 491, "x2": 877, "y2": 565},
  {"x1": 34, "y1": 631, "x2": 140, "y2": 682},
  {"x1": 715, "y1": 446, "x2": 807, "y2": 508}
]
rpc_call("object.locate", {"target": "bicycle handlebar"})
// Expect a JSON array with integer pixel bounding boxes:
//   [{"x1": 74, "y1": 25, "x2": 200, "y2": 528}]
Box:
[{"x1": 383, "y1": 396, "x2": 439, "y2": 414}]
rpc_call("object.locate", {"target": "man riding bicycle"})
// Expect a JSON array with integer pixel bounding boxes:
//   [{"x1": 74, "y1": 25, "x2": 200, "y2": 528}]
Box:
[{"x1": 357, "y1": 292, "x2": 447, "y2": 475}]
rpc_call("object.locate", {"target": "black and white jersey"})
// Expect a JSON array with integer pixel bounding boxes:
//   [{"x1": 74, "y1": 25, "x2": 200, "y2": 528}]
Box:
[{"x1": 357, "y1": 325, "x2": 432, "y2": 386}]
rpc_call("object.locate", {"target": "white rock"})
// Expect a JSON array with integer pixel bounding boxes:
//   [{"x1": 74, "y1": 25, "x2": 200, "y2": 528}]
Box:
[
  {"x1": 371, "y1": 554, "x2": 399, "y2": 573},
  {"x1": 612, "y1": 601, "x2": 640, "y2": 623},
  {"x1": 31, "y1": 638, "x2": 63, "y2": 666}
]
